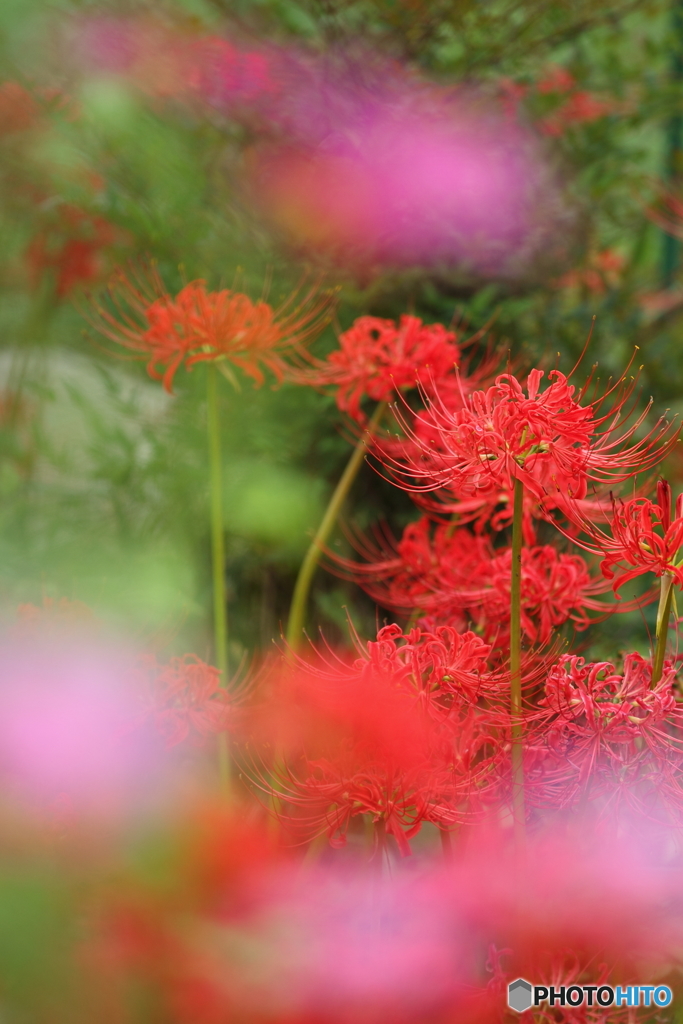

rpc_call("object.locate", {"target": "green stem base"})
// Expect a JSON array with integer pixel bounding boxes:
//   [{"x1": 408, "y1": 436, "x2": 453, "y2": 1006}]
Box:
[
  {"x1": 510, "y1": 477, "x2": 526, "y2": 837},
  {"x1": 286, "y1": 401, "x2": 387, "y2": 650},
  {"x1": 207, "y1": 365, "x2": 230, "y2": 790},
  {"x1": 653, "y1": 572, "x2": 674, "y2": 686}
]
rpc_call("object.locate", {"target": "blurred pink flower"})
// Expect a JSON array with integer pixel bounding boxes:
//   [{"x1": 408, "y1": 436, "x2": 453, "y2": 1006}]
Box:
[
  {"x1": 248, "y1": 64, "x2": 561, "y2": 273},
  {"x1": 197, "y1": 865, "x2": 472, "y2": 1017},
  {"x1": 0, "y1": 639, "x2": 164, "y2": 816},
  {"x1": 167, "y1": 823, "x2": 683, "y2": 1023}
]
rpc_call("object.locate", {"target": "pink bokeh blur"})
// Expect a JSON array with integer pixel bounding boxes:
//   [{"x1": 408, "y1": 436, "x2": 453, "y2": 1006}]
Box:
[
  {"x1": 0, "y1": 637, "x2": 167, "y2": 820},
  {"x1": 251, "y1": 96, "x2": 555, "y2": 272},
  {"x1": 63, "y1": 15, "x2": 565, "y2": 274}
]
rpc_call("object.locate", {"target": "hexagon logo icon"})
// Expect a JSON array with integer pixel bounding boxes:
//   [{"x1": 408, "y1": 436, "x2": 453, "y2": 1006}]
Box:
[{"x1": 508, "y1": 978, "x2": 533, "y2": 1012}]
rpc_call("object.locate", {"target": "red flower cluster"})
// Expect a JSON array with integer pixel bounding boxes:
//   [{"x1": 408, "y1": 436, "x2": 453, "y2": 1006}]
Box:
[
  {"x1": 500, "y1": 64, "x2": 617, "y2": 137},
  {"x1": 294, "y1": 313, "x2": 460, "y2": 421},
  {"x1": 256, "y1": 623, "x2": 505, "y2": 850},
  {"x1": 574, "y1": 480, "x2": 683, "y2": 592},
  {"x1": 337, "y1": 516, "x2": 609, "y2": 651},
  {"x1": 273, "y1": 301, "x2": 683, "y2": 854},
  {"x1": 385, "y1": 368, "x2": 673, "y2": 504},
  {"x1": 529, "y1": 652, "x2": 683, "y2": 817}
]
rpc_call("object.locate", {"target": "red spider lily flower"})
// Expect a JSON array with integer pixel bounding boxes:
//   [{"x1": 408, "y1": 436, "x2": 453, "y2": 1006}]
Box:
[
  {"x1": 258, "y1": 622, "x2": 499, "y2": 761},
  {"x1": 135, "y1": 653, "x2": 233, "y2": 747},
  {"x1": 267, "y1": 710, "x2": 503, "y2": 850},
  {"x1": 84, "y1": 264, "x2": 333, "y2": 392},
  {"x1": 605, "y1": 489, "x2": 683, "y2": 588},
  {"x1": 486, "y1": 546, "x2": 604, "y2": 644},
  {"x1": 283, "y1": 758, "x2": 426, "y2": 854},
  {"x1": 363, "y1": 622, "x2": 495, "y2": 710},
  {"x1": 307, "y1": 621, "x2": 501, "y2": 717},
  {"x1": 335, "y1": 517, "x2": 612, "y2": 649},
  {"x1": 542, "y1": 652, "x2": 678, "y2": 741},
  {"x1": 293, "y1": 313, "x2": 460, "y2": 421},
  {"x1": 381, "y1": 367, "x2": 677, "y2": 504},
  {"x1": 529, "y1": 652, "x2": 683, "y2": 816},
  {"x1": 375, "y1": 340, "x2": 515, "y2": 484},
  {"x1": 575, "y1": 481, "x2": 683, "y2": 593}
]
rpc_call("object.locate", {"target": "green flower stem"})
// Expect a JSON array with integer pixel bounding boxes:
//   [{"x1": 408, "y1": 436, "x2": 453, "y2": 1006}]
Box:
[
  {"x1": 510, "y1": 476, "x2": 526, "y2": 836},
  {"x1": 207, "y1": 364, "x2": 230, "y2": 788},
  {"x1": 653, "y1": 572, "x2": 675, "y2": 686},
  {"x1": 440, "y1": 828, "x2": 453, "y2": 861},
  {"x1": 286, "y1": 401, "x2": 387, "y2": 650}
]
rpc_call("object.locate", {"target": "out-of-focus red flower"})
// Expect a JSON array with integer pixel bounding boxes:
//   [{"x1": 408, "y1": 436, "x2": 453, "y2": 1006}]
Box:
[
  {"x1": 27, "y1": 206, "x2": 117, "y2": 298},
  {"x1": 0, "y1": 81, "x2": 40, "y2": 135},
  {"x1": 295, "y1": 313, "x2": 460, "y2": 421},
  {"x1": 541, "y1": 91, "x2": 614, "y2": 136},
  {"x1": 500, "y1": 65, "x2": 615, "y2": 138},
  {"x1": 252, "y1": 624, "x2": 505, "y2": 849},
  {"x1": 135, "y1": 654, "x2": 234, "y2": 748},
  {"x1": 536, "y1": 66, "x2": 576, "y2": 95},
  {"x1": 186, "y1": 36, "x2": 280, "y2": 112},
  {"x1": 638, "y1": 285, "x2": 683, "y2": 317},
  {"x1": 645, "y1": 180, "x2": 683, "y2": 246},
  {"x1": 498, "y1": 77, "x2": 529, "y2": 119},
  {"x1": 554, "y1": 248, "x2": 625, "y2": 294},
  {"x1": 85, "y1": 265, "x2": 332, "y2": 393},
  {"x1": 13, "y1": 597, "x2": 98, "y2": 637},
  {"x1": 69, "y1": 17, "x2": 278, "y2": 111}
]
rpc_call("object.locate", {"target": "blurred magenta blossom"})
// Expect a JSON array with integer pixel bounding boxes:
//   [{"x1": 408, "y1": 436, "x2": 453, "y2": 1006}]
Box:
[
  {"x1": 174, "y1": 822, "x2": 682, "y2": 1022},
  {"x1": 63, "y1": 18, "x2": 564, "y2": 274},
  {"x1": 247, "y1": 60, "x2": 563, "y2": 273},
  {"x1": 0, "y1": 637, "x2": 166, "y2": 818},
  {"x1": 193, "y1": 863, "x2": 472, "y2": 1019}
]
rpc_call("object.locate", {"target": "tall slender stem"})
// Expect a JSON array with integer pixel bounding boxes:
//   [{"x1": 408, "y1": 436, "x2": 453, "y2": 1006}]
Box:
[
  {"x1": 286, "y1": 401, "x2": 387, "y2": 649},
  {"x1": 206, "y1": 365, "x2": 230, "y2": 787},
  {"x1": 510, "y1": 477, "x2": 526, "y2": 836},
  {"x1": 653, "y1": 572, "x2": 675, "y2": 685},
  {"x1": 440, "y1": 828, "x2": 453, "y2": 861}
]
